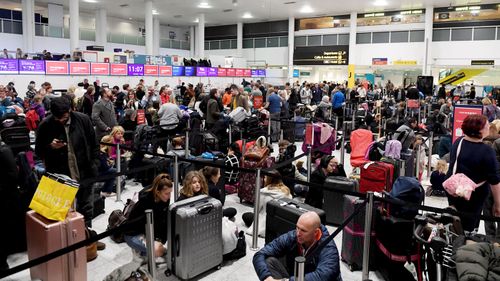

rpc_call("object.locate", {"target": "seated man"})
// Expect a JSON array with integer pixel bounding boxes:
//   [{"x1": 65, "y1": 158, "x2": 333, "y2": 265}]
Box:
[{"x1": 253, "y1": 212, "x2": 341, "y2": 281}]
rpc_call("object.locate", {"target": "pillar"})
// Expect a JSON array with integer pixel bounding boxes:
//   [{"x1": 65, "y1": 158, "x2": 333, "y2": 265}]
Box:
[
  {"x1": 190, "y1": 26, "x2": 195, "y2": 58},
  {"x1": 95, "y1": 8, "x2": 107, "y2": 46},
  {"x1": 22, "y1": 0, "x2": 34, "y2": 53},
  {"x1": 153, "y1": 17, "x2": 160, "y2": 55},
  {"x1": 348, "y1": 12, "x2": 357, "y2": 88},
  {"x1": 237, "y1": 22, "x2": 243, "y2": 57},
  {"x1": 69, "y1": 0, "x2": 79, "y2": 51},
  {"x1": 423, "y1": 6, "x2": 434, "y2": 76},
  {"x1": 145, "y1": 0, "x2": 153, "y2": 55},
  {"x1": 197, "y1": 13, "x2": 205, "y2": 58},
  {"x1": 287, "y1": 16, "x2": 294, "y2": 81}
]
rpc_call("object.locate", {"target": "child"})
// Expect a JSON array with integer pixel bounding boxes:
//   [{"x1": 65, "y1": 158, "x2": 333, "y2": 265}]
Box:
[{"x1": 429, "y1": 160, "x2": 447, "y2": 197}]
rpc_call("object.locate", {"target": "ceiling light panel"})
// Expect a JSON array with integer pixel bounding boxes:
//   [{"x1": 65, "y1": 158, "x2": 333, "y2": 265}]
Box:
[
  {"x1": 374, "y1": 0, "x2": 388, "y2": 6},
  {"x1": 198, "y1": 2, "x2": 212, "y2": 8},
  {"x1": 242, "y1": 12, "x2": 253, "y2": 18},
  {"x1": 300, "y1": 5, "x2": 313, "y2": 13}
]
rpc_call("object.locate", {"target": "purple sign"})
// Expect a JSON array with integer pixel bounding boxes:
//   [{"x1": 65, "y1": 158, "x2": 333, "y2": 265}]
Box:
[
  {"x1": 196, "y1": 67, "x2": 207, "y2": 76},
  {"x1": 207, "y1": 67, "x2": 218, "y2": 77},
  {"x1": 258, "y1": 69, "x2": 266, "y2": 77},
  {"x1": 251, "y1": 69, "x2": 258, "y2": 77},
  {"x1": 185, "y1": 66, "x2": 195, "y2": 76},
  {"x1": 0, "y1": 59, "x2": 19, "y2": 74},
  {"x1": 19, "y1": 60, "x2": 46, "y2": 74},
  {"x1": 172, "y1": 66, "x2": 184, "y2": 76},
  {"x1": 127, "y1": 64, "x2": 144, "y2": 76}
]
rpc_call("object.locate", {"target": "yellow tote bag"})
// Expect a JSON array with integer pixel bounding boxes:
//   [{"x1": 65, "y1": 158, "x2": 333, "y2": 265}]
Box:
[{"x1": 29, "y1": 175, "x2": 79, "y2": 221}]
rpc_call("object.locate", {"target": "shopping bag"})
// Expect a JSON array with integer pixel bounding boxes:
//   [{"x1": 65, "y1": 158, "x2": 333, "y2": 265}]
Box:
[
  {"x1": 29, "y1": 174, "x2": 79, "y2": 221},
  {"x1": 136, "y1": 109, "x2": 146, "y2": 125}
]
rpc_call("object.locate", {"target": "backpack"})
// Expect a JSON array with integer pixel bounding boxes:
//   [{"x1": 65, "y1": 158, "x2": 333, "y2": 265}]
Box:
[
  {"x1": 25, "y1": 109, "x2": 39, "y2": 131},
  {"x1": 384, "y1": 140, "x2": 402, "y2": 159},
  {"x1": 366, "y1": 141, "x2": 385, "y2": 161},
  {"x1": 107, "y1": 197, "x2": 137, "y2": 243},
  {"x1": 133, "y1": 124, "x2": 157, "y2": 151},
  {"x1": 387, "y1": 176, "x2": 424, "y2": 219}
]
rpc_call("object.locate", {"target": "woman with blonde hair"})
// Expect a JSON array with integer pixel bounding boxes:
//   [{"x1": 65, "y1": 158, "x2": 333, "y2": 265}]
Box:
[
  {"x1": 98, "y1": 135, "x2": 117, "y2": 197},
  {"x1": 429, "y1": 160, "x2": 447, "y2": 196},
  {"x1": 107, "y1": 126, "x2": 125, "y2": 160},
  {"x1": 178, "y1": 171, "x2": 209, "y2": 201}
]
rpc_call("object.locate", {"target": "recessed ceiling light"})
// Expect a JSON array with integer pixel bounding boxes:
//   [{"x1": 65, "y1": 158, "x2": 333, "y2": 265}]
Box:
[
  {"x1": 374, "y1": 0, "x2": 388, "y2": 6},
  {"x1": 242, "y1": 12, "x2": 253, "y2": 18},
  {"x1": 128, "y1": 17, "x2": 132, "y2": 20},
  {"x1": 194, "y1": 18, "x2": 199, "y2": 23},
  {"x1": 152, "y1": 9, "x2": 159, "y2": 15},
  {"x1": 198, "y1": 2, "x2": 212, "y2": 8},
  {"x1": 84, "y1": 0, "x2": 98, "y2": 3},
  {"x1": 300, "y1": 5, "x2": 313, "y2": 13}
]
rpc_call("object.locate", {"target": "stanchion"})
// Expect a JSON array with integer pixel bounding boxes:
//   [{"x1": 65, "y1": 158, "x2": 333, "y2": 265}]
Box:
[
  {"x1": 340, "y1": 123, "x2": 345, "y2": 166},
  {"x1": 185, "y1": 121, "x2": 190, "y2": 158},
  {"x1": 251, "y1": 168, "x2": 262, "y2": 251},
  {"x1": 415, "y1": 144, "x2": 421, "y2": 180},
  {"x1": 145, "y1": 210, "x2": 157, "y2": 279},
  {"x1": 294, "y1": 256, "x2": 306, "y2": 281},
  {"x1": 267, "y1": 116, "x2": 272, "y2": 144},
  {"x1": 427, "y1": 132, "x2": 433, "y2": 179},
  {"x1": 307, "y1": 146, "x2": 312, "y2": 182},
  {"x1": 242, "y1": 139, "x2": 247, "y2": 157},
  {"x1": 280, "y1": 128, "x2": 284, "y2": 142},
  {"x1": 173, "y1": 155, "x2": 179, "y2": 202},
  {"x1": 115, "y1": 143, "x2": 122, "y2": 202},
  {"x1": 362, "y1": 192, "x2": 374, "y2": 281},
  {"x1": 229, "y1": 124, "x2": 232, "y2": 144},
  {"x1": 334, "y1": 115, "x2": 339, "y2": 131}
]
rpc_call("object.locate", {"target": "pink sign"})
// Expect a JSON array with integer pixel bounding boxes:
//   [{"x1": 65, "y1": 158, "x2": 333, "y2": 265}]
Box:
[
  {"x1": 144, "y1": 65, "x2": 159, "y2": 76},
  {"x1": 110, "y1": 63, "x2": 127, "y2": 76},
  {"x1": 244, "y1": 69, "x2": 252, "y2": 77},
  {"x1": 159, "y1": 65, "x2": 172, "y2": 76},
  {"x1": 235, "y1": 68, "x2": 244, "y2": 77},
  {"x1": 227, "y1": 68, "x2": 236, "y2": 77},
  {"x1": 69, "y1": 62, "x2": 90, "y2": 75},
  {"x1": 45, "y1": 61, "x2": 69, "y2": 75},
  {"x1": 91, "y1": 63, "x2": 110, "y2": 75},
  {"x1": 218, "y1": 68, "x2": 227, "y2": 77},
  {"x1": 452, "y1": 105, "x2": 484, "y2": 143}
]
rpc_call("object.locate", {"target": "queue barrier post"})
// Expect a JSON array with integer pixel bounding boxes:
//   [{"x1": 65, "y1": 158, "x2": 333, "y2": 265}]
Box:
[
  {"x1": 251, "y1": 168, "x2": 262, "y2": 251},
  {"x1": 145, "y1": 210, "x2": 157, "y2": 280}
]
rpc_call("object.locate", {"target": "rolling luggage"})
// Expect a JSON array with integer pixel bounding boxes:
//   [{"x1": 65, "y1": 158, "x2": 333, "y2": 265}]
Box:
[
  {"x1": 380, "y1": 157, "x2": 405, "y2": 182},
  {"x1": 202, "y1": 131, "x2": 219, "y2": 152},
  {"x1": 91, "y1": 184, "x2": 105, "y2": 219},
  {"x1": 138, "y1": 157, "x2": 169, "y2": 188},
  {"x1": 359, "y1": 161, "x2": 394, "y2": 193},
  {"x1": 26, "y1": 210, "x2": 87, "y2": 281},
  {"x1": 265, "y1": 198, "x2": 326, "y2": 244},
  {"x1": 323, "y1": 176, "x2": 359, "y2": 225},
  {"x1": 401, "y1": 150, "x2": 415, "y2": 177},
  {"x1": 228, "y1": 107, "x2": 248, "y2": 124},
  {"x1": 238, "y1": 157, "x2": 275, "y2": 204},
  {"x1": 166, "y1": 195, "x2": 223, "y2": 281},
  {"x1": 1, "y1": 126, "x2": 30, "y2": 154}
]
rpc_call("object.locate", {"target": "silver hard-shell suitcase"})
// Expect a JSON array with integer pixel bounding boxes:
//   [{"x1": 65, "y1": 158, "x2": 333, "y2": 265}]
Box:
[{"x1": 166, "y1": 195, "x2": 223, "y2": 280}]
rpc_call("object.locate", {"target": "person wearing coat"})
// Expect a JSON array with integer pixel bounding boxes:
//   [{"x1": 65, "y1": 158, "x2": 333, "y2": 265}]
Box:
[
  {"x1": 305, "y1": 155, "x2": 346, "y2": 209},
  {"x1": 205, "y1": 88, "x2": 222, "y2": 129},
  {"x1": 92, "y1": 87, "x2": 117, "y2": 141}
]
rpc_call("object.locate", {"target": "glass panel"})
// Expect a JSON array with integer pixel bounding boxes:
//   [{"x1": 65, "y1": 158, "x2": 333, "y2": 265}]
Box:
[
  {"x1": 12, "y1": 21, "x2": 22, "y2": 34},
  {"x1": 254, "y1": 38, "x2": 265, "y2": 48},
  {"x1": 210, "y1": 41, "x2": 220, "y2": 50},
  {"x1": 160, "y1": 38, "x2": 170, "y2": 48},
  {"x1": 266, "y1": 37, "x2": 279, "y2": 47},
  {"x1": 220, "y1": 40, "x2": 231, "y2": 49},
  {"x1": 181, "y1": 41, "x2": 190, "y2": 50},
  {"x1": 124, "y1": 35, "x2": 138, "y2": 45},
  {"x1": 356, "y1": 32, "x2": 371, "y2": 44},
  {"x1": 390, "y1": 31, "x2": 408, "y2": 43},
  {"x1": 35, "y1": 23, "x2": 44, "y2": 36},
  {"x1": 243, "y1": 38, "x2": 253, "y2": 48},
  {"x1": 322, "y1": 34, "x2": 337, "y2": 45},
  {"x1": 109, "y1": 33, "x2": 124, "y2": 44},
  {"x1": 410, "y1": 30, "x2": 424, "y2": 42},
  {"x1": 204, "y1": 41, "x2": 209, "y2": 50},
  {"x1": 230, "y1": 39, "x2": 237, "y2": 49},
  {"x1": 80, "y1": 29, "x2": 95, "y2": 41},
  {"x1": 137, "y1": 36, "x2": 145, "y2": 46},
  {"x1": 372, "y1": 32, "x2": 389, "y2": 43},
  {"x1": 63, "y1": 27, "x2": 70, "y2": 39},
  {"x1": 451, "y1": 28, "x2": 472, "y2": 41},
  {"x1": 295, "y1": 36, "x2": 307, "y2": 46},
  {"x1": 3, "y1": 21, "x2": 12, "y2": 33},
  {"x1": 48, "y1": 26, "x2": 63, "y2": 38},
  {"x1": 433, "y1": 29, "x2": 450, "y2": 41},
  {"x1": 338, "y1": 34, "x2": 349, "y2": 45},
  {"x1": 171, "y1": 40, "x2": 181, "y2": 49},
  {"x1": 307, "y1": 35, "x2": 321, "y2": 46},
  {"x1": 279, "y1": 36, "x2": 288, "y2": 47},
  {"x1": 474, "y1": 27, "x2": 495, "y2": 40}
]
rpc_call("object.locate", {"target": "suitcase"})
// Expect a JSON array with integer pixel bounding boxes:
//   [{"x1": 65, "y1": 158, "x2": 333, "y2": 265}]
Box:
[
  {"x1": 91, "y1": 184, "x2": 105, "y2": 219},
  {"x1": 341, "y1": 195, "x2": 376, "y2": 271},
  {"x1": 26, "y1": 210, "x2": 87, "y2": 281},
  {"x1": 359, "y1": 161, "x2": 394, "y2": 193},
  {"x1": 0, "y1": 126, "x2": 30, "y2": 154},
  {"x1": 380, "y1": 157, "x2": 406, "y2": 183},
  {"x1": 203, "y1": 132, "x2": 219, "y2": 152},
  {"x1": 238, "y1": 157, "x2": 275, "y2": 204},
  {"x1": 401, "y1": 151, "x2": 415, "y2": 177},
  {"x1": 265, "y1": 198, "x2": 326, "y2": 244},
  {"x1": 324, "y1": 177, "x2": 359, "y2": 225},
  {"x1": 228, "y1": 107, "x2": 247, "y2": 124},
  {"x1": 139, "y1": 157, "x2": 169, "y2": 188},
  {"x1": 166, "y1": 195, "x2": 223, "y2": 280}
]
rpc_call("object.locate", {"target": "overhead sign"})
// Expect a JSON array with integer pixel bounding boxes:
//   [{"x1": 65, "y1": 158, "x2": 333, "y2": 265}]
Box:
[
  {"x1": 244, "y1": 69, "x2": 252, "y2": 77},
  {"x1": 293, "y1": 46, "x2": 348, "y2": 65},
  {"x1": 19, "y1": 60, "x2": 45, "y2": 74},
  {"x1": 452, "y1": 105, "x2": 483, "y2": 143},
  {"x1": 348, "y1": 64, "x2": 355, "y2": 88},
  {"x1": 438, "y1": 69, "x2": 487, "y2": 85},
  {"x1": 144, "y1": 65, "x2": 159, "y2": 76},
  {"x1": 196, "y1": 67, "x2": 207, "y2": 76},
  {"x1": 207, "y1": 67, "x2": 218, "y2": 77},
  {"x1": 159, "y1": 65, "x2": 172, "y2": 76},
  {"x1": 69, "y1": 62, "x2": 90, "y2": 75},
  {"x1": 218, "y1": 68, "x2": 227, "y2": 77},
  {"x1": 172, "y1": 66, "x2": 184, "y2": 76},
  {"x1": 127, "y1": 64, "x2": 145, "y2": 76},
  {"x1": 0, "y1": 59, "x2": 18, "y2": 74},
  {"x1": 235, "y1": 69, "x2": 244, "y2": 76},
  {"x1": 393, "y1": 60, "x2": 417, "y2": 65},
  {"x1": 45, "y1": 61, "x2": 69, "y2": 75},
  {"x1": 110, "y1": 63, "x2": 127, "y2": 76},
  {"x1": 91, "y1": 63, "x2": 110, "y2": 75},
  {"x1": 471, "y1": 60, "x2": 494, "y2": 66},
  {"x1": 227, "y1": 68, "x2": 236, "y2": 77},
  {"x1": 372, "y1": 58, "x2": 388, "y2": 65},
  {"x1": 293, "y1": 69, "x2": 300, "y2": 78}
]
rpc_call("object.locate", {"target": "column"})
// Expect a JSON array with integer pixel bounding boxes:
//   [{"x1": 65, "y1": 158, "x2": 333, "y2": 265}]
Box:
[
  {"x1": 237, "y1": 22, "x2": 243, "y2": 57},
  {"x1": 95, "y1": 8, "x2": 107, "y2": 46},
  {"x1": 287, "y1": 16, "x2": 294, "y2": 81},
  {"x1": 423, "y1": 6, "x2": 434, "y2": 75},
  {"x1": 190, "y1": 26, "x2": 195, "y2": 58},
  {"x1": 144, "y1": 0, "x2": 153, "y2": 55},
  {"x1": 197, "y1": 13, "x2": 205, "y2": 58},
  {"x1": 153, "y1": 17, "x2": 160, "y2": 55},
  {"x1": 22, "y1": 0, "x2": 35, "y2": 53},
  {"x1": 348, "y1": 12, "x2": 357, "y2": 89},
  {"x1": 69, "y1": 0, "x2": 79, "y2": 51}
]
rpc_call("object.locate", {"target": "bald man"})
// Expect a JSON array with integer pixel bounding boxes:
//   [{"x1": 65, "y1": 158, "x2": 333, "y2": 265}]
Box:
[{"x1": 253, "y1": 212, "x2": 341, "y2": 281}]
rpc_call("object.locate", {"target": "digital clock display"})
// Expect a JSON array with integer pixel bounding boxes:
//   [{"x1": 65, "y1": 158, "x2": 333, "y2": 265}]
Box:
[{"x1": 127, "y1": 64, "x2": 145, "y2": 76}]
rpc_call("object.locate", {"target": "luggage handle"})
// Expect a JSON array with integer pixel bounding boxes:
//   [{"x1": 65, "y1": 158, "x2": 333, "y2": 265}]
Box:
[
  {"x1": 280, "y1": 201, "x2": 307, "y2": 212},
  {"x1": 197, "y1": 203, "x2": 214, "y2": 215},
  {"x1": 175, "y1": 234, "x2": 180, "y2": 257}
]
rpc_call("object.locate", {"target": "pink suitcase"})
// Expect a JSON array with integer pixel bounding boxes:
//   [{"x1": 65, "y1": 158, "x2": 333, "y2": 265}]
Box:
[{"x1": 26, "y1": 210, "x2": 87, "y2": 281}]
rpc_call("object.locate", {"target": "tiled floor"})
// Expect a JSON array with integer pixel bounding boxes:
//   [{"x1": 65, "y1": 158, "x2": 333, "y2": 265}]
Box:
[{"x1": 3, "y1": 141, "x2": 451, "y2": 281}]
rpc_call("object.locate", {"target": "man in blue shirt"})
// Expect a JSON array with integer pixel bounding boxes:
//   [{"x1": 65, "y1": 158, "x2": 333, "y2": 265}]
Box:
[
  {"x1": 266, "y1": 89, "x2": 282, "y2": 142},
  {"x1": 331, "y1": 86, "x2": 345, "y2": 123}
]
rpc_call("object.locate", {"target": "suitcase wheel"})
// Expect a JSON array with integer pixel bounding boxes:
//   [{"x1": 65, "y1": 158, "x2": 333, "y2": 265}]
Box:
[
  {"x1": 217, "y1": 264, "x2": 222, "y2": 270},
  {"x1": 165, "y1": 269, "x2": 171, "y2": 277},
  {"x1": 349, "y1": 264, "x2": 355, "y2": 271}
]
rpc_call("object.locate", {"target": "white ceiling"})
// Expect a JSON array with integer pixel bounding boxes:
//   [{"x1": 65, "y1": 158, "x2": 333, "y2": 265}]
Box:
[{"x1": 2, "y1": 0, "x2": 499, "y2": 27}]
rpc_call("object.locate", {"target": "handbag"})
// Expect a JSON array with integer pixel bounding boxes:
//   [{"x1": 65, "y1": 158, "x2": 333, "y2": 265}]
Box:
[
  {"x1": 443, "y1": 138, "x2": 485, "y2": 201},
  {"x1": 29, "y1": 173, "x2": 79, "y2": 221},
  {"x1": 244, "y1": 136, "x2": 270, "y2": 162}
]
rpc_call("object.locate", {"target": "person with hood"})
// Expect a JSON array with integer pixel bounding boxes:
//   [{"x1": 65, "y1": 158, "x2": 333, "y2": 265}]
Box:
[
  {"x1": 317, "y1": 95, "x2": 332, "y2": 121},
  {"x1": 305, "y1": 155, "x2": 346, "y2": 209}
]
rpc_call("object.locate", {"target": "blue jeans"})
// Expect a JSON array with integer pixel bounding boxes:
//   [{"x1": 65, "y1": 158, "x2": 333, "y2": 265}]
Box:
[
  {"x1": 124, "y1": 234, "x2": 147, "y2": 256},
  {"x1": 100, "y1": 167, "x2": 117, "y2": 193}
]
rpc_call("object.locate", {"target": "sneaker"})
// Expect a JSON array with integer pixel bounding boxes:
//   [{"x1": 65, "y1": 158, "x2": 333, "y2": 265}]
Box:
[{"x1": 97, "y1": 241, "x2": 106, "y2": 251}]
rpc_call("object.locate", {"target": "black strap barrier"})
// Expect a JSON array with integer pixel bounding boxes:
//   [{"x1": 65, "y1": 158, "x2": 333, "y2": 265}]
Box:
[{"x1": 0, "y1": 215, "x2": 144, "y2": 279}]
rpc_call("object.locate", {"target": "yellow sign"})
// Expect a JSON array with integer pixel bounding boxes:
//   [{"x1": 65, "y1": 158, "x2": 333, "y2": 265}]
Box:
[
  {"x1": 393, "y1": 60, "x2": 418, "y2": 65},
  {"x1": 438, "y1": 69, "x2": 487, "y2": 85},
  {"x1": 348, "y1": 64, "x2": 355, "y2": 88}
]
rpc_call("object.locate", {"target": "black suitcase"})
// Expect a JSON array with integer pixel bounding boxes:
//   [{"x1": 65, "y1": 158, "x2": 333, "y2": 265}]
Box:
[
  {"x1": 323, "y1": 176, "x2": 358, "y2": 225},
  {"x1": 139, "y1": 157, "x2": 170, "y2": 188},
  {"x1": 1, "y1": 126, "x2": 30, "y2": 154},
  {"x1": 341, "y1": 195, "x2": 376, "y2": 271},
  {"x1": 265, "y1": 198, "x2": 326, "y2": 244},
  {"x1": 91, "y1": 185, "x2": 105, "y2": 219},
  {"x1": 202, "y1": 132, "x2": 218, "y2": 152}
]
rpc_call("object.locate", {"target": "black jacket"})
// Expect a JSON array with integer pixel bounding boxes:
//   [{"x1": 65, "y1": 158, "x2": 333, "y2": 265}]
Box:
[
  {"x1": 305, "y1": 165, "x2": 346, "y2": 209},
  {"x1": 208, "y1": 179, "x2": 226, "y2": 206},
  {"x1": 82, "y1": 94, "x2": 94, "y2": 117},
  {"x1": 125, "y1": 191, "x2": 169, "y2": 243},
  {"x1": 35, "y1": 111, "x2": 99, "y2": 182}
]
